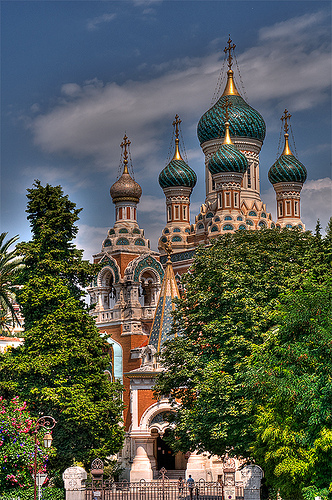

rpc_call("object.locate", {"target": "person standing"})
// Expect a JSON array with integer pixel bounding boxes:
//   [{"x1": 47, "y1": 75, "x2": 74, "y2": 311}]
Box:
[
  {"x1": 178, "y1": 477, "x2": 184, "y2": 497},
  {"x1": 187, "y1": 475, "x2": 195, "y2": 500}
]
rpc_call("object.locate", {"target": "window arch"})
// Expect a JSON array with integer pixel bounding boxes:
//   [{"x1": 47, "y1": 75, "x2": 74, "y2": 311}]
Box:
[
  {"x1": 104, "y1": 239, "x2": 112, "y2": 247},
  {"x1": 246, "y1": 219, "x2": 254, "y2": 226},
  {"x1": 224, "y1": 216, "x2": 233, "y2": 221},
  {"x1": 173, "y1": 228, "x2": 181, "y2": 232},
  {"x1": 261, "y1": 212, "x2": 267, "y2": 218},
  {"x1": 206, "y1": 212, "x2": 213, "y2": 218},
  {"x1": 286, "y1": 224, "x2": 292, "y2": 228},
  {"x1": 172, "y1": 236, "x2": 182, "y2": 242},
  {"x1": 211, "y1": 226, "x2": 218, "y2": 232},
  {"x1": 214, "y1": 217, "x2": 220, "y2": 222},
  {"x1": 119, "y1": 228, "x2": 128, "y2": 233},
  {"x1": 198, "y1": 223, "x2": 204, "y2": 230},
  {"x1": 161, "y1": 236, "x2": 167, "y2": 243},
  {"x1": 133, "y1": 228, "x2": 140, "y2": 234},
  {"x1": 258, "y1": 221, "x2": 266, "y2": 228},
  {"x1": 237, "y1": 216, "x2": 243, "y2": 221},
  {"x1": 223, "y1": 224, "x2": 234, "y2": 231},
  {"x1": 238, "y1": 225, "x2": 246, "y2": 230},
  {"x1": 248, "y1": 211, "x2": 257, "y2": 217},
  {"x1": 116, "y1": 238, "x2": 129, "y2": 245}
]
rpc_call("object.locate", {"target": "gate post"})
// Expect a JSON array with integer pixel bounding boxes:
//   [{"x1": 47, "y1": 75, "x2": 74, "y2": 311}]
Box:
[
  {"x1": 62, "y1": 466, "x2": 87, "y2": 500},
  {"x1": 91, "y1": 458, "x2": 104, "y2": 500}
]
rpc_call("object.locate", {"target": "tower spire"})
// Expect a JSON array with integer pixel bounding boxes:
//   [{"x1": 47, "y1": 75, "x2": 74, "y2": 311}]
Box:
[
  {"x1": 221, "y1": 97, "x2": 233, "y2": 145},
  {"x1": 172, "y1": 114, "x2": 182, "y2": 160},
  {"x1": 281, "y1": 109, "x2": 292, "y2": 156},
  {"x1": 222, "y1": 36, "x2": 240, "y2": 97},
  {"x1": 120, "y1": 134, "x2": 131, "y2": 173}
]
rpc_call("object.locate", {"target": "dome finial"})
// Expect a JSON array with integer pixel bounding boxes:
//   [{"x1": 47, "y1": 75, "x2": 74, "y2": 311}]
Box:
[
  {"x1": 221, "y1": 97, "x2": 233, "y2": 145},
  {"x1": 222, "y1": 36, "x2": 240, "y2": 97},
  {"x1": 224, "y1": 35, "x2": 236, "y2": 70},
  {"x1": 172, "y1": 114, "x2": 182, "y2": 160},
  {"x1": 120, "y1": 133, "x2": 131, "y2": 173},
  {"x1": 281, "y1": 109, "x2": 292, "y2": 155}
]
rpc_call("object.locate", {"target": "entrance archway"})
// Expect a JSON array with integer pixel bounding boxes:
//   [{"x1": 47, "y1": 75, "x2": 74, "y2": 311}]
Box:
[{"x1": 156, "y1": 432, "x2": 175, "y2": 470}]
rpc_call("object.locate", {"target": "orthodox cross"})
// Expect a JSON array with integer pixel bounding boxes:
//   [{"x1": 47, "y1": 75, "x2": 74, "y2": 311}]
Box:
[
  {"x1": 224, "y1": 35, "x2": 236, "y2": 70},
  {"x1": 221, "y1": 96, "x2": 233, "y2": 122},
  {"x1": 173, "y1": 114, "x2": 182, "y2": 139},
  {"x1": 281, "y1": 109, "x2": 291, "y2": 134},
  {"x1": 120, "y1": 134, "x2": 131, "y2": 167}
]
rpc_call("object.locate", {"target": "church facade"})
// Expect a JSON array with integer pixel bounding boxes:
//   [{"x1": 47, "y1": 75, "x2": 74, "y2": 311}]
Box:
[{"x1": 88, "y1": 38, "x2": 307, "y2": 485}]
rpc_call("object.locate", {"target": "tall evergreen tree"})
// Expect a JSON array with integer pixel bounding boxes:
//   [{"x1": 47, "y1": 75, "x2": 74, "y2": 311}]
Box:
[{"x1": 0, "y1": 181, "x2": 124, "y2": 473}]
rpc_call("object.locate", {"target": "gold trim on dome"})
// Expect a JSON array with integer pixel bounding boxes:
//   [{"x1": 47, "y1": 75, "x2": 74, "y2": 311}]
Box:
[
  {"x1": 222, "y1": 70, "x2": 240, "y2": 97},
  {"x1": 281, "y1": 110, "x2": 293, "y2": 155},
  {"x1": 282, "y1": 133, "x2": 292, "y2": 156}
]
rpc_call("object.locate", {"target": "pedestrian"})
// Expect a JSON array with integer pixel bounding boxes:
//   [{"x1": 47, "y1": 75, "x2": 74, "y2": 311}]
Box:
[
  {"x1": 187, "y1": 475, "x2": 195, "y2": 500},
  {"x1": 178, "y1": 477, "x2": 184, "y2": 497}
]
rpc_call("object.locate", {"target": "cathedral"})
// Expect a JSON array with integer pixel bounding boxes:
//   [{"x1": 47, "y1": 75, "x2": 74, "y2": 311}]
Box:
[{"x1": 87, "y1": 38, "x2": 307, "y2": 485}]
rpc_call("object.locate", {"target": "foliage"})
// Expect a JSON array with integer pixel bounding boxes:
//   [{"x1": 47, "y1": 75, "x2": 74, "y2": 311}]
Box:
[
  {"x1": 0, "y1": 233, "x2": 24, "y2": 334},
  {"x1": 103, "y1": 458, "x2": 125, "y2": 481},
  {"x1": 0, "y1": 181, "x2": 124, "y2": 474},
  {"x1": 0, "y1": 487, "x2": 64, "y2": 500},
  {"x1": 0, "y1": 396, "x2": 48, "y2": 491},
  {"x1": 155, "y1": 226, "x2": 331, "y2": 496},
  {"x1": 248, "y1": 280, "x2": 332, "y2": 498}
]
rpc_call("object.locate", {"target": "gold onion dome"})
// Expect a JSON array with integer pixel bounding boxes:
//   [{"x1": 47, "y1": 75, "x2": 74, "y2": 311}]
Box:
[
  {"x1": 159, "y1": 115, "x2": 197, "y2": 189},
  {"x1": 110, "y1": 135, "x2": 142, "y2": 203},
  {"x1": 268, "y1": 110, "x2": 307, "y2": 185},
  {"x1": 197, "y1": 37, "x2": 266, "y2": 144}
]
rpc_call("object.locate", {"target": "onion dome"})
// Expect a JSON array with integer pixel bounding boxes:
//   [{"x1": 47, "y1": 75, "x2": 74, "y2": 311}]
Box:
[
  {"x1": 110, "y1": 135, "x2": 142, "y2": 203},
  {"x1": 197, "y1": 70, "x2": 266, "y2": 145},
  {"x1": 268, "y1": 111, "x2": 307, "y2": 184},
  {"x1": 208, "y1": 120, "x2": 248, "y2": 174},
  {"x1": 159, "y1": 115, "x2": 197, "y2": 189}
]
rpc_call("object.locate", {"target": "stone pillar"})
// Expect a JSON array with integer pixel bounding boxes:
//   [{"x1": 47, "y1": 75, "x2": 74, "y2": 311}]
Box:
[
  {"x1": 186, "y1": 451, "x2": 207, "y2": 481},
  {"x1": 223, "y1": 458, "x2": 236, "y2": 500},
  {"x1": 62, "y1": 466, "x2": 87, "y2": 500},
  {"x1": 241, "y1": 465, "x2": 263, "y2": 500},
  {"x1": 130, "y1": 441, "x2": 153, "y2": 481}
]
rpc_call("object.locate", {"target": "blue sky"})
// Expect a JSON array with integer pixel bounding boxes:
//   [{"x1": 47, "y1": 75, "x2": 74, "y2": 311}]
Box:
[{"x1": 1, "y1": 0, "x2": 331, "y2": 258}]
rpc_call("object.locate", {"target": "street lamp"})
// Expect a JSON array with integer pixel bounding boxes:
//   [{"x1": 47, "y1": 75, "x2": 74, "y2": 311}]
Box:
[{"x1": 33, "y1": 416, "x2": 57, "y2": 500}]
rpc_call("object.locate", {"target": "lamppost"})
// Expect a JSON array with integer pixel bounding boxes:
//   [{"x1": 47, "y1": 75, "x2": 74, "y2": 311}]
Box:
[{"x1": 33, "y1": 415, "x2": 57, "y2": 500}]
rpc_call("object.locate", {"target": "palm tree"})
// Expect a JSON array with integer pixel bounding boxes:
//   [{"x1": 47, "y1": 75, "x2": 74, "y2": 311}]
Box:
[{"x1": 0, "y1": 233, "x2": 24, "y2": 334}]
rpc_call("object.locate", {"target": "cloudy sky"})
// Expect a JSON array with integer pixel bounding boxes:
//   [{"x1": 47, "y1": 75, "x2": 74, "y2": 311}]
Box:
[{"x1": 1, "y1": 0, "x2": 331, "y2": 258}]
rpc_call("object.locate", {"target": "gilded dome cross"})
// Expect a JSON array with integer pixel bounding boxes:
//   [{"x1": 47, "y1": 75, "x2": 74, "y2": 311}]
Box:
[
  {"x1": 120, "y1": 134, "x2": 131, "y2": 172},
  {"x1": 172, "y1": 114, "x2": 182, "y2": 139},
  {"x1": 281, "y1": 109, "x2": 292, "y2": 134},
  {"x1": 224, "y1": 35, "x2": 236, "y2": 70}
]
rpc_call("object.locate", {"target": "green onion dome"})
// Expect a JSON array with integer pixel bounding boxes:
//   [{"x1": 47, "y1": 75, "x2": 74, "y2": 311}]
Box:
[
  {"x1": 159, "y1": 158, "x2": 197, "y2": 189},
  {"x1": 208, "y1": 143, "x2": 248, "y2": 174},
  {"x1": 268, "y1": 134, "x2": 307, "y2": 184},
  {"x1": 197, "y1": 70, "x2": 266, "y2": 145}
]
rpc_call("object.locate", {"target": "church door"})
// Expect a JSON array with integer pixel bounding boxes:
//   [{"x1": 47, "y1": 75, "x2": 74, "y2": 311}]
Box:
[{"x1": 156, "y1": 435, "x2": 175, "y2": 470}]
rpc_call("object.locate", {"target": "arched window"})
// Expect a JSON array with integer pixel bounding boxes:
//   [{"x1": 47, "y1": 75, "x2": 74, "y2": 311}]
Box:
[
  {"x1": 185, "y1": 228, "x2": 190, "y2": 233},
  {"x1": 258, "y1": 221, "x2": 266, "y2": 228},
  {"x1": 206, "y1": 212, "x2": 213, "y2": 218},
  {"x1": 224, "y1": 216, "x2": 232, "y2": 221},
  {"x1": 135, "y1": 239, "x2": 145, "y2": 246},
  {"x1": 271, "y1": 223, "x2": 275, "y2": 229},
  {"x1": 164, "y1": 228, "x2": 170, "y2": 234},
  {"x1": 286, "y1": 224, "x2": 292, "y2": 228},
  {"x1": 172, "y1": 236, "x2": 182, "y2": 242},
  {"x1": 161, "y1": 237, "x2": 167, "y2": 243},
  {"x1": 223, "y1": 224, "x2": 233, "y2": 231},
  {"x1": 211, "y1": 226, "x2": 218, "y2": 232},
  {"x1": 198, "y1": 214, "x2": 203, "y2": 220},
  {"x1": 214, "y1": 217, "x2": 220, "y2": 222},
  {"x1": 105, "y1": 338, "x2": 123, "y2": 383},
  {"x1": 248, "y1": 211, "x2": 257, "y2": 217},
  {"x1": 237, "y1": 216, "x2": 243, "y2": 221},
  {"x1": 297, "y1": 224, "x2": 303, "y2": 230},
  {"x1": 109, "y1": 229, "x2": 115, "y2": 235},
  {"x1": 238, "y1": 225, "x2": 246, "y2": 230},
  {"x1": 198, "y1": 223, "x2": 204, "y2": 230},
  {"x1": 116, "y1": 238, "x2": 129, "y2": 245},
  {"x1": 173, "y1": 228, "x2": 181, "y2": 232},
  {"x1": 133, "y1": 228, "x2": 140, "y2": 234},
  {"x1": 104, "y1": 239, "x2": 112, "y2": 247},
  {"x1": 119, "y1": 228, "x2": 128, "y2": 233},
  {"x1": 261, "y1": 212, "x2": 267, "y2": 218},
  {"x1": 246, "y1": 219, "x2": 254, "y2": 226}
]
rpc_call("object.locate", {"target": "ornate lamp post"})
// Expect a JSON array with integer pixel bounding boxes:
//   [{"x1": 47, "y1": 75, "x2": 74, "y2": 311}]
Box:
[{"x1": 33, "y1": 416, "x2": 57, "y2": 500}]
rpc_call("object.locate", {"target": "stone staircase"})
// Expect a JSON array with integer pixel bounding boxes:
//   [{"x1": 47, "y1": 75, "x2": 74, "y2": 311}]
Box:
[{"x1": 153, "y1": 470, "x2": 185, "y2": 480}]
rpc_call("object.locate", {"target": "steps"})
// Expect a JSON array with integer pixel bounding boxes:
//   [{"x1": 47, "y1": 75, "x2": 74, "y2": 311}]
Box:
[{"x1": 153, "y1": 470, "x2": 186, "y2": 480}]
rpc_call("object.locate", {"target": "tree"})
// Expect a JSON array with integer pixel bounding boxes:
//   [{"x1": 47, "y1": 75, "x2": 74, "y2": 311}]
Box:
[
  {"x1": 0, "y1": 396, "x2": 48, "y2": 491},
  {"x1": 0, "y1": 233, "x2": 24, "y2": 335},
  {"x1": 248, "y1": 279, "x2": 332, "y2": 498},
  {"x1": 0, "y1": 181, "x2": 124, "y2": 473},
  {"x1": 155, "y1": 228, "x2": 331, "y2": 494}
]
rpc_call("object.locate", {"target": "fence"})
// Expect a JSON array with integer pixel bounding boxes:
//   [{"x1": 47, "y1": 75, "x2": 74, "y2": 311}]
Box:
[{"x1": 85, "y1": 479, "x2": 244, "y2": 500}]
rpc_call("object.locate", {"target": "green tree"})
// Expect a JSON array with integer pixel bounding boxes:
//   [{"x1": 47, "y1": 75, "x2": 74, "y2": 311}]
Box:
[
  {"x1": 248, "y1": 279, "x2": 332, "y2": 498},
  {"x1": 0, "y1": 181, "x2": 124, "y2": 473},
  {"x1": 155, "y1": 228, "x2": 331, "y2": 494},
  {"x1": 0, "y1": 233, "x2": 24, "y2": 335},
  {"x1": 0, "y1": 396, "x2": 48, "y2": 491}
]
